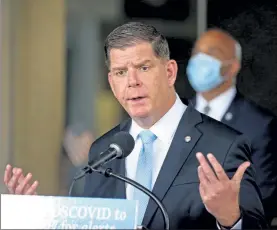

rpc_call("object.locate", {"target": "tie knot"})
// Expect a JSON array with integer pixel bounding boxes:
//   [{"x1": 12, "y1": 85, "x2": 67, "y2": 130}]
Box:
[
  {"x1": 139, "y1": 130, "x2": 157, "y2": 145},
  {"x1": 203, "y1": 104, "x2": 211, "y2": 114}
]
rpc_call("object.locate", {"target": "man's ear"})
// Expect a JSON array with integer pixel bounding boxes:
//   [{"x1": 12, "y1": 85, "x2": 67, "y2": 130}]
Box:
[
  {"x1": 108, "y1": 72, "x2": 115, "y2": 95},
  {"x1": 228, "y1": 61, "x2": 240, "y2": 80},
  {"x1": 166, "y1": 59, "x2": 178, "y2": 87}
]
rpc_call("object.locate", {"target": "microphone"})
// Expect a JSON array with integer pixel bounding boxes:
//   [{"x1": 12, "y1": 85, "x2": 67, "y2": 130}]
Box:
[
  {"x1": 69, "y1": 131, "x2": 135, "y2": 194},
  {"x1": 68, "y1": 131, "x2": 170, "y2": 230},
  {"x1": 89, "y1": 131, "x2": 135, "y2": 170}
]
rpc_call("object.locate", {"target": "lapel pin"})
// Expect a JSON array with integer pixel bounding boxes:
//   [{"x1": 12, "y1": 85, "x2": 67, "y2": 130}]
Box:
[
  {"x1": 185, "y1": 136, "x2": 191, "y2": 143},
  {"x1": 225, "y1": 112, "x2": 233, "y2": 121}
]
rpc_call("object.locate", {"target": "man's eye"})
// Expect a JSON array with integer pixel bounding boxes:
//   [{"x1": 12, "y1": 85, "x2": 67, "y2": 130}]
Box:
[
  {"x1": 140, "y1": 66, "x2": 149, "y2": 71},
  {"x1": 115, "y1": 70, "x2": 126, "y2": 76}
]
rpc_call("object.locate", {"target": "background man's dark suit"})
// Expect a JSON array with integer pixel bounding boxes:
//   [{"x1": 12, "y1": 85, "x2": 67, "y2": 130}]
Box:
[
  {"x1": 83, "y1": 105, "x2": 267, "y2": 229},
  {"x1": 188, "y1": 92, "x2": 277, "y2": 222}
]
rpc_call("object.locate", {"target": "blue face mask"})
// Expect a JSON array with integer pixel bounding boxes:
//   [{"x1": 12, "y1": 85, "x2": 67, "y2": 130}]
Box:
[{"x1": 186, "y1": 53, "x2": 225, "y2": 92}]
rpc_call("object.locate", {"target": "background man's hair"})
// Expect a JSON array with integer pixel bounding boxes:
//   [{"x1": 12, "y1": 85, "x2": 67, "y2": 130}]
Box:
[
  {"x1": 234, "y1": 42, "x2": 242, "y2": 64},
  {"x1": 104, "y1": 22, "x2": 170, "y2": 67}
]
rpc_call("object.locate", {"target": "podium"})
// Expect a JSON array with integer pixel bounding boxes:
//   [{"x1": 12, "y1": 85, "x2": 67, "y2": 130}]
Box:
[{"x1": 1, "y1": 194, "x2": 139, "y2": 229}]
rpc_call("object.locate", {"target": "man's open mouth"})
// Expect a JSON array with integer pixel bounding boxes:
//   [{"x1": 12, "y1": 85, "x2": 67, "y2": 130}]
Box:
[{"x1": 128, "y1": 96, "x2": 146, "y2": 101}]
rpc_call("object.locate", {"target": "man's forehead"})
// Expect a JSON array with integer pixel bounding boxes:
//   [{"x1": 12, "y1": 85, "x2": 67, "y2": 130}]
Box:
[
  {"x1": 109, "y1": 45, "x2": 157, "y2": 68},
  {"x1": 110, "y1": 42, "x2": 153, "y2": 55},
  {"x1": 198, "y1": 31, "x2": 235, "y2": 49},
  {"x1": 194, "y1": 43, "x2": 224, "y2": 54},
  {"x1": 110, "y1": 58, "x2": 153, "y2": 69},
  {"x1": 194, "y1": 34, "x2": 234, "y2": 57},
  {"x1": 197, "y1": 35, "x2": 222, "y2": 48}
]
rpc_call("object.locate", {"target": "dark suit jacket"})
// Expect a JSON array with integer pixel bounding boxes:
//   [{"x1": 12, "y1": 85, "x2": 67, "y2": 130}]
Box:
[
  {"x1": 188, "y1": 92, "x2": 277, "y2": 222},
  {"x1": 83, "y1": 105, "x2": 267, "y2": 229}
]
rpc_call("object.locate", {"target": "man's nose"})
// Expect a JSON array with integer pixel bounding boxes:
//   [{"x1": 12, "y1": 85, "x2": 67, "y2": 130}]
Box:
[{"x1": 128, "y1": 69, "x2": 141, "y2": 87}]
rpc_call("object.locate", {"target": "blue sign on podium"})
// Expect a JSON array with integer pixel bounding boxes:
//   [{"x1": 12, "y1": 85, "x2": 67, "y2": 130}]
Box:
[{"x1": 1, "y1": 194, "x2": 138, "y2": 229}]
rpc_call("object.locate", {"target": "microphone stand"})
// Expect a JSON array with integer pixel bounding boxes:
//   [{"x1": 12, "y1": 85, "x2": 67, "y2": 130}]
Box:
[
  {"x1": 95, "y1": 166, "x2": 170, "y2": 230},
  {"x1": 69, "y1": 165, "x2": 170, "y2": 230},
  {"x1": 68, "y1": 166, "x2": 90, "y2": 197}
]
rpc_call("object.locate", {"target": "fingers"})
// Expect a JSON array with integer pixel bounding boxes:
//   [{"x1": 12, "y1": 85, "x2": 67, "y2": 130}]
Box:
[
  {"x1": 6, "y1": 168, "x2": 23, "y2": 194},
  {"x1": 196, "y1": 152, "x2": 217, "y2": 183},
  {"x1": 232, "y1": 161, "x2": 250, "y2": 183},
  {"x1": 17, "y1": 172, "x2": 35, "y2": 194},
  {"x1": 198, "y1": 166, "x2": 209, "y2": 190},
  {"x1": 4, "y1": 164, "x2": 12, "y2": 185},
  {"x1": 16, "y1": 170, "x2": 38, "y2": 195},
  {"x1": 198, "y1": 166, "x2": 210, "y2": 204},
  {"x1": 199, "y1": 182, "x2": 206, "y2": 200},
  {"x1": 4, "y1": 165, "x2": 38, "y2": 195},
  {"x1": 207, "y1": 154, "x2": 229, "y2": 181},
  {"x1": 25, "y1": 181, "x2": 39, "y2": 195},
  {"x1": 14, "y1": 173, "x2": 33, "y2": 194}
]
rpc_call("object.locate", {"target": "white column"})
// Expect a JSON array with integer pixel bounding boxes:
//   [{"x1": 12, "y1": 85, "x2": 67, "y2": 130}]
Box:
[
  {"x1": 0, "y1": 0, "x2": 4, "y2": 194},
  {"x1": 197, "y1": 0, "x2": 207, "y2": 38},
  {"x1": 0, "y1": 0, "x2": 13, "y2": 194},
  {"x1": 66, "y1": 14, "x2": 101, "y2": 133}
]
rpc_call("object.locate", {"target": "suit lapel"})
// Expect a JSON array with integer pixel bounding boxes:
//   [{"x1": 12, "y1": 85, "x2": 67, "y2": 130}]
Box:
[
  {"x1": 221, "y1": 93, "x2": 242, "y2": 126},
  {"x1": 188, "y1": 96, "x2": 196, "y2": 107},
  {"x1": 189, "y1": 92, "x2": 243, "y2": 127},
  {"x1": 112, "y1": 118, "x2": 132, "y2": 199},
  {"x1": 143, "y1": 105, "x2": 203, "y2": 225}
]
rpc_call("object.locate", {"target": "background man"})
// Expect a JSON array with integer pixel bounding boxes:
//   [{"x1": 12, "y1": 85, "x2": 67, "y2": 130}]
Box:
[{"x1": 186, "y1": 28, "x2": 277, "y2": 222}]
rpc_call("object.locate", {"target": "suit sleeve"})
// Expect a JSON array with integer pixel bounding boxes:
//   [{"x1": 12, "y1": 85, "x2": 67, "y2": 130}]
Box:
[
  {"x1": 223, "y1": 134, "x2": 268, "y2": 229},
  {"x1": 250, "y1": 118, "x2": 277, "y2": 221}
]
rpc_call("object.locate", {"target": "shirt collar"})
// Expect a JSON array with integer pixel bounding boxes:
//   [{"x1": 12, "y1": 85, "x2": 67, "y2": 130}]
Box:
[
  {"x1": 129, "y1": 94, "x2": 186, "y2": 143},
  {"x1": 196, "y1": 86, "x2": 236, "y2": 112}
]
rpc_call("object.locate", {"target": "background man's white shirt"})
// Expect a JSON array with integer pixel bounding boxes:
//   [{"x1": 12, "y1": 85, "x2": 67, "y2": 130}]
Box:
[{"x1": 195, "y1": 86, "x2": 236, "y2": 121}]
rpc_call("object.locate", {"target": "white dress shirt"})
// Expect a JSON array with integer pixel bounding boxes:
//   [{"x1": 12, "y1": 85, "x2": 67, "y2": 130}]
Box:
[
  {"x1": 126, "y1": 94, "x2": 186, "y2": 199},
  {"x1": 195, "y1": 86, "x2": 237, "y2": 121}
]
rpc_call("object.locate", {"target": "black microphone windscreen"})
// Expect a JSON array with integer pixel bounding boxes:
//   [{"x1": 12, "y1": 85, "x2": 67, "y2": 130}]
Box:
[{"x1": 111, "y1": 132, "x2": 135, "y2": 158}]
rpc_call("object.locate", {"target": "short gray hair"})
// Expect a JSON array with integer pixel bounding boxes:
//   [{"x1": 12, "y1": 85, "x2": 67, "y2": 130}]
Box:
[
  {"x1": 104, "y1": 22, "x2": 170, "y2": 67},
  {"x1": 235, "y1": 41, "x2": 242, "y2": 64}
]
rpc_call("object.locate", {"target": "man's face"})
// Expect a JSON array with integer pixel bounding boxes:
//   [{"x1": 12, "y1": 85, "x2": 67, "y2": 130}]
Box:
[
  {"x1": 108, "y1": 42, "x2": 177, "y2": 120},
  {"x1": 191, "y1": 32, "x2": 238, "y2": 77}
]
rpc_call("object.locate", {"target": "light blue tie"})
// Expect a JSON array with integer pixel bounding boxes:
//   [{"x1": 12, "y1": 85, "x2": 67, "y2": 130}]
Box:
[{"x1": 133, "y1": 130, "x2": 157, "y2": 225}]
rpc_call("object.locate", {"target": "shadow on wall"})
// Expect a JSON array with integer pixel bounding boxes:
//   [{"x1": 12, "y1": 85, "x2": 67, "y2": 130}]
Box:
[{"x1": 209, "y1": 2, "x2": 277, "y2": 115}]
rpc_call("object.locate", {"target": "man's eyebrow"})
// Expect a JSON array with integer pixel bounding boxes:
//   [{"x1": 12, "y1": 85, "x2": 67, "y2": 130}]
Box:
[
  {"x1": 111, "y1": 60, "x2": 152, "y2": 71},
  {"x1": 134, "y1": 60, "x2": 152, "y2": 67},
  {"x1": 111, "y1": 66, "x2": 127, "y2": 71}
]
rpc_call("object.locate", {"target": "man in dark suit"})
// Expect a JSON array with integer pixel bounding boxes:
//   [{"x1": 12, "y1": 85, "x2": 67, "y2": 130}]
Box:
[
  {"x1": 186, "y1": 28, "x2": 277, "y2": 223},
  {"x1": 82, "y1": 22, "x2": 267, "y2": 229},
  {"x1": 4, "y1": 22, "x2": 267, "y2": 229}
]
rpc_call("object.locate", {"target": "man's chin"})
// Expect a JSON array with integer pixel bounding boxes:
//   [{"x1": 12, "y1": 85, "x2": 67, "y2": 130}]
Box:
[{"x1": 129, "y1": 109, "x2": 150, "y2": 120}]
